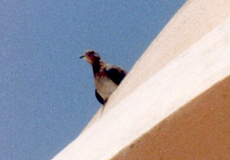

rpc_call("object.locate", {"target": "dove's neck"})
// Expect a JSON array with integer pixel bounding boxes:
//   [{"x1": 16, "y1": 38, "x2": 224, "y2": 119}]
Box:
[{"x1": 92, "y1": 59, "x2": 105, "y2": 74}]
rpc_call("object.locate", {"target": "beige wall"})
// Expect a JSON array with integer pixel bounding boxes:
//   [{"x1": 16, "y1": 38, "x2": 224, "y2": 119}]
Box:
[
  {"x1": 85, "y1": 0, "x2": 230, "y2": 127},
  {"x1": 53, "y1": 0, "x2": 230, "y2": 159},
  {"x1": 113, "y1": 75, "x2": 230, "y2": 160}
]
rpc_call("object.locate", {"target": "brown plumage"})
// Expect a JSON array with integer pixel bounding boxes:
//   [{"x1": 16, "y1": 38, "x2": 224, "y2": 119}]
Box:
[{"x1": 80, "y1": 50, "x2": 127, "y2": 104}]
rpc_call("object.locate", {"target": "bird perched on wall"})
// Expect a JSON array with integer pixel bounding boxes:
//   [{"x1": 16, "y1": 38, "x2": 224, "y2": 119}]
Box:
[{"x1": 80, "y1": 50, "x2": 127, "y2": 105}]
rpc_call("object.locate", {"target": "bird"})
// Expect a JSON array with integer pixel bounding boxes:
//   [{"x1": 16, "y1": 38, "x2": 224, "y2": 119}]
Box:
[{"x1": 80, "y1": 50, "x2": 127, "y2": 105}]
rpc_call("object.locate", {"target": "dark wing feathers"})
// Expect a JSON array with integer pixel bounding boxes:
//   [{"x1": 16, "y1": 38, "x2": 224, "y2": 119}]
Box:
[
  {"x1": 95, "y1": 90, "x2": 105, "y2": 104},
  {"x1": 105, "y1": 65, "x2": 127, "y2": 85}
]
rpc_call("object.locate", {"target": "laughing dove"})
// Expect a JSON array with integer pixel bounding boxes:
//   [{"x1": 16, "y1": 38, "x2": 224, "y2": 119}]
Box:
[{"x1": 80, "y1": 50, "x2": 127, "y2": 105}]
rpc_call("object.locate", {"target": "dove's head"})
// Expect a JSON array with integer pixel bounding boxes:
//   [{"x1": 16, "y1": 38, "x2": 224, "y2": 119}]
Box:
[{"x1": 80, "y1": 50, "x2": 101, "y2": 65}]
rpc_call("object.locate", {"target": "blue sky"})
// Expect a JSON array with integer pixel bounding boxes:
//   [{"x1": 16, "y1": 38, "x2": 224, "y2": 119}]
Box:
[{"x1": 0, "y1": 0, "x2": 187, "y2": 160}]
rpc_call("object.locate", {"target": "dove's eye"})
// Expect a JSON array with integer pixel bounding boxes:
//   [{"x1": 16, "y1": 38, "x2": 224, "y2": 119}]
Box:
[{"x1": 89, "y1": 51, "x2": 94, "y2": 55}]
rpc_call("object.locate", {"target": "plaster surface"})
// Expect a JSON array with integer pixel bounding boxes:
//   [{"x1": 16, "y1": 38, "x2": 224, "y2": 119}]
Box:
[
  {"x1": 53, "y1": 14, "x2": 230, "y2": 160},
  {"x1": 85, "y1": 0, "x2": 230, "y2": 130}
]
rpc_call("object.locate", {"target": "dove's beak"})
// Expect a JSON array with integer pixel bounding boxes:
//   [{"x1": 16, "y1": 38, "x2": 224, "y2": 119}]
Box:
[{"x1": 79, "y1": 55, "x2": 85, "y2": 59}]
